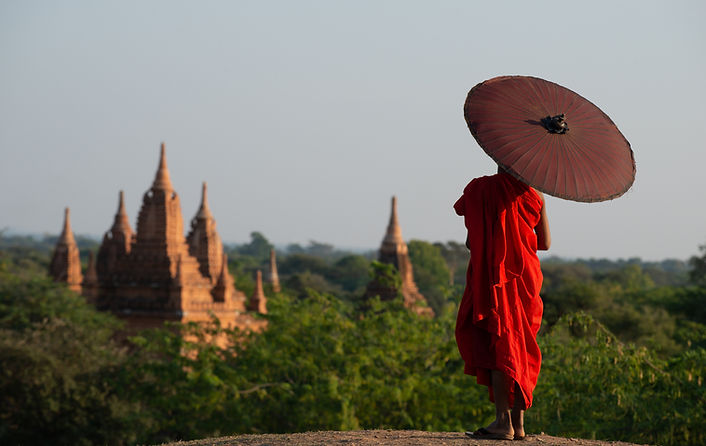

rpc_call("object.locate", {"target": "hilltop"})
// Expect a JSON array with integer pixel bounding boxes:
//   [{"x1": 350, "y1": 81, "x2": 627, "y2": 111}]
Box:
[{"x1": 162, "y1": 430, "x2": 651, "y2": 446}]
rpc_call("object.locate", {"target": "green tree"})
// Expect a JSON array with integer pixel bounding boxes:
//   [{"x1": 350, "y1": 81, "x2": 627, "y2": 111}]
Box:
[
  {"x1": 328, "y1": 255, "x2": 371, "y2": 293},
  {"x1": 362, "y1": 260, "x2": 403, "y2": 305},
  {"x1": 236, "y1": 232, "x2": 273, "y2": 262},
  {"x1": 408, "y1": 240, "x2": 451, "y2": 314},
  {"x1": 434, "y1": 241, "x2": 469, "y2": 285},
  {"x1": 688, "y1": 244, "x2": 706, "y2": 286},
  {"x1": 279, "y1": 253, "x2": 330, "y2": 277},
  {"x1": 224, "y1": 292, "x2": 492, "y2": 434},
  {"x1": 531, "y1": 313, "x2": 706, "y2": 446}
]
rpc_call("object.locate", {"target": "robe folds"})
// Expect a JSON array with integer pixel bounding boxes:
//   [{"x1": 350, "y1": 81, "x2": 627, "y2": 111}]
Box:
[{"x1": 454, "y1": 172, "x2": 544, "y2": 409}]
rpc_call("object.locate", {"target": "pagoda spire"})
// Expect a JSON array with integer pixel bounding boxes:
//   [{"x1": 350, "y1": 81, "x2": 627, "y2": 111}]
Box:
[
  {"x1": 248, "y1": 270, "x2": 267, "y2": 314},
  {"x1": 152, "y1": 142, "x2": 174, "y2": 191},
  {"x1": 187, "y1": 181, "x2": 225, "y2": 282},
  {"x1": 134, "y1": 143, "x2": 188, "y2": 268},
  {"x1": 97, "y1": 191, "x2": 135, "y2": 281},
  {"x1": 195, "y1": 182, "x2": 213, "y2": 220},
  {"x1": 382, "y1": 196, "x2": 404, "y2": 247},
  {"x1": 49, "y1": 207, "x2": 83, "y2": 293},
  {"x1": 59, "y1": 207, "x2": 77, "y2": 245},
  {"x1": 111, "y1": 190, "x2": 133, "y2": 235},
  {"x1": 267, "y1": 249, "x2": 281, "y2": 293}
]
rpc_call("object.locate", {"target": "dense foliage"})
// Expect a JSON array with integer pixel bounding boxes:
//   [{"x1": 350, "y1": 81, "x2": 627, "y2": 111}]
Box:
[
  {"x1": 0, "y1": 264, "x2": 137, "y2": 445},
  {"x1": 1, "y1": 233, "x2": 705, "y2": 445}
]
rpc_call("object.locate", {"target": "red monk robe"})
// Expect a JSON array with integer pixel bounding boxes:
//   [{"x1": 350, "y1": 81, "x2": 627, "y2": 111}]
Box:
[{"x1": 454, "y1": 171, "x2": 544, "y2": 409}]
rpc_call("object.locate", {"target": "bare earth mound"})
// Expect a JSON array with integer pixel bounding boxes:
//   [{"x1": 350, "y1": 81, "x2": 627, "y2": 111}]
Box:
[{"x1": 163, "y1": 430, "x2": 651, "y2": 446}]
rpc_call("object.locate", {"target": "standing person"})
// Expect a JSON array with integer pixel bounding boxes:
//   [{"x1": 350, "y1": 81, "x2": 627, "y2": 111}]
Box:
[{"x1": 454, "y1": 166, "x2": 550, "y2": 441}]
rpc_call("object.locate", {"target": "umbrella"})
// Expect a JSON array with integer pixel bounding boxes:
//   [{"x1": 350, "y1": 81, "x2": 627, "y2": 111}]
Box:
[{"x1": 464, "y1": 75, "x2": 635, "y2": 202}]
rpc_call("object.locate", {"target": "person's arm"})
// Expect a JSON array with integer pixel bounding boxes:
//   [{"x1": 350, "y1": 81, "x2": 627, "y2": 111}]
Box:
[{"x1": 534, "y1": 191, "x2": 551, "y2": 251}]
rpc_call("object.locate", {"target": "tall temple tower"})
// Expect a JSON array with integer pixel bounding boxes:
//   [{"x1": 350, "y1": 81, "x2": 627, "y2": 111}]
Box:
[
  {"x1": 94, "y1": 143, "x2": 248, "y2": 330},
  {"x1": 373, "y1": 196, "x2": 433, "y2": 316},
  {"x1": 50, "y1": 142, "x2": 263, "y2": 334},
  {"x1": 49, "y1": 207, "x2": 83, "y2": 293}
]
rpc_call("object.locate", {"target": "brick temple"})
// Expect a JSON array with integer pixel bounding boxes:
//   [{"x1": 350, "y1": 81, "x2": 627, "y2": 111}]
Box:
[
  {"x1": 49, "y1": 143, "x2": 266, "y2": 332},
  {"x1": 367, "y1": 196, "x2": 433, "y2": 316}
]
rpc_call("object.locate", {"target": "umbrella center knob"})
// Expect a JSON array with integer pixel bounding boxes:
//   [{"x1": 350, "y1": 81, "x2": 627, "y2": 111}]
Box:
[{"x1": 541, "y1": 114, "x2": 569, "y2": 134}]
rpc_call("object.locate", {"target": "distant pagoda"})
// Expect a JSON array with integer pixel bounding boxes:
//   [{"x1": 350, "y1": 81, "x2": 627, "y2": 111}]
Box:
[
  {"x1": 367, "y1": 196, "x2": 433, "y2": 316},
  {"x1": 49, "y1": 207, "x2": 83, "y2": 293},
  {"x1": 51, "y1": 143, "x2": 264, "y2": 332},
  {"x1": 267, "y1": 249, "x2": 281, "y2": 293}
]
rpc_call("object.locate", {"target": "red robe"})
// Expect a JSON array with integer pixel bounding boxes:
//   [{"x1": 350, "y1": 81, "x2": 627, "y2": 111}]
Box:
[{"x1": 454, "y1": 172, "x2": 544, "y2": 409}]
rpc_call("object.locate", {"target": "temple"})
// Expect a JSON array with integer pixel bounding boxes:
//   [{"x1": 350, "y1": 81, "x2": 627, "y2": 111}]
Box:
[
  {"x1": 50, "y1": 143, "x2": 266, "y2": 333},
  {"x1": 368, "y1": 196, "x2": 433, "y2": 316}
]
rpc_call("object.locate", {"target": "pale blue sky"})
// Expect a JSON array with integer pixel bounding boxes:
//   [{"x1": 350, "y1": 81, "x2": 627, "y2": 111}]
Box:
[{"x1": 1, "y1": 1, "x2": 705, "y2": 260}]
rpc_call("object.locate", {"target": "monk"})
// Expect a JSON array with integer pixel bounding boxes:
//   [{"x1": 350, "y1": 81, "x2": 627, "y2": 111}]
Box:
[{"x1": 454, "y1": 166, "x2": 551, "y2": 441}]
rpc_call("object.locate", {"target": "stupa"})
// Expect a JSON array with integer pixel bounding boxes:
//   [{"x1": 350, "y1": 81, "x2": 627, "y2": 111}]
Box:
[
  {"x1": 49, "y1": 207, "x2": 83, "y2": 293},
  {"x1": 248, "y1": 270, "x2": 268, "y2": 314},
  {"x1": 369, "y1": 196, "x2": 433, "y2": 316},
  {"x1": 267, "y1": 249, "x2": 281, "y2": 293}
]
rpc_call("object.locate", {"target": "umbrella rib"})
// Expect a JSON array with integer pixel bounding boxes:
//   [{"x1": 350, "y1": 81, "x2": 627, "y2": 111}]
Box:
[
  {"x1": 561, "y1": 136, "x2": 591, "y2": 200},
  {"x1": 477, "y1": 126, "x2": 541, "y2": 147},
  {"x1": 565, "y1": 135, "x2": 615, "y2": 200},
  {"x1": 528, "y1": 134, "x2": 557, "y2": 194},
  {"x1": 487, "y1": 133, "x2": 546, "y2": 167},
  {"x1": 523, "y1": 78, "x2": 549, "y2": 114},
  {"x1": 477, "y1": 83, "x2": 542, "y2": 116},
  {"x1": 507, "y1": 134, "x2": 550, "y2": 182}
]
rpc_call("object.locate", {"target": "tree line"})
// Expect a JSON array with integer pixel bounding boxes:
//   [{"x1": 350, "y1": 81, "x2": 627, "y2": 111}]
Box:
[{"x1": 0, "y1": 232, "x2": 704, "y2": 445}]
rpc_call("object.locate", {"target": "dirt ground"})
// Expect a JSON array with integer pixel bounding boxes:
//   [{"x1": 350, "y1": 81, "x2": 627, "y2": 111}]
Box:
[{"x1": 162, "y1": 430, "x2": 651, "y2": 446}]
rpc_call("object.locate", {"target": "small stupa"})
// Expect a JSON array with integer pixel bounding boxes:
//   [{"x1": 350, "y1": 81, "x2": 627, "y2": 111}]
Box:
[
  {"x1": 267, "y1": 249, "x2": 281, "y2": 293},
  {"x1": 249, "y1": 270, "x2": 268, "y2": 314},
  {"x1": 49, "y1": 207, "x2": 83, "y2": 293}
]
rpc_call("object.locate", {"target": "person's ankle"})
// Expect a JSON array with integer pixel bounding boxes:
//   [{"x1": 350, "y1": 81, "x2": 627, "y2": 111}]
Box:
[{"x1": 493, "y1": 412, "x2": 513, "y2": 432}]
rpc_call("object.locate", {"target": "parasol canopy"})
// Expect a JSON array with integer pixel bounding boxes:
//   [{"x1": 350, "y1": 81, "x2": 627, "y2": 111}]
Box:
[{"x1": 464, "y1": 75, "x2": 635, "y2": 202}]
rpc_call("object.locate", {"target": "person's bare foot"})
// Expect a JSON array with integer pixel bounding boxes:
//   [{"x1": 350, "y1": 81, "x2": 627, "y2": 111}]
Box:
[
  {"x1": 467, "y1": 414, "x2": 513, "y2": 439},
  {"x1": 512, "y1": 383, "x2": 526, "y2": 439},
  {"x1": 511, "y1": 408, "x2": 525, "y2": 439}
]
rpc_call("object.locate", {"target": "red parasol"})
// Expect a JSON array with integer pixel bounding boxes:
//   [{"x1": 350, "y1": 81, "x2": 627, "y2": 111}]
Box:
[{"x1": 464, "y1": 75, "x2": 635, "y2": 202}]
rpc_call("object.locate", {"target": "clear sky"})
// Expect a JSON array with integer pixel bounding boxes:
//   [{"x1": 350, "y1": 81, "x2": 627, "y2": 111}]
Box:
[{"x1": 1, "y1": 1, "x2": 705, "y2": 260}]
